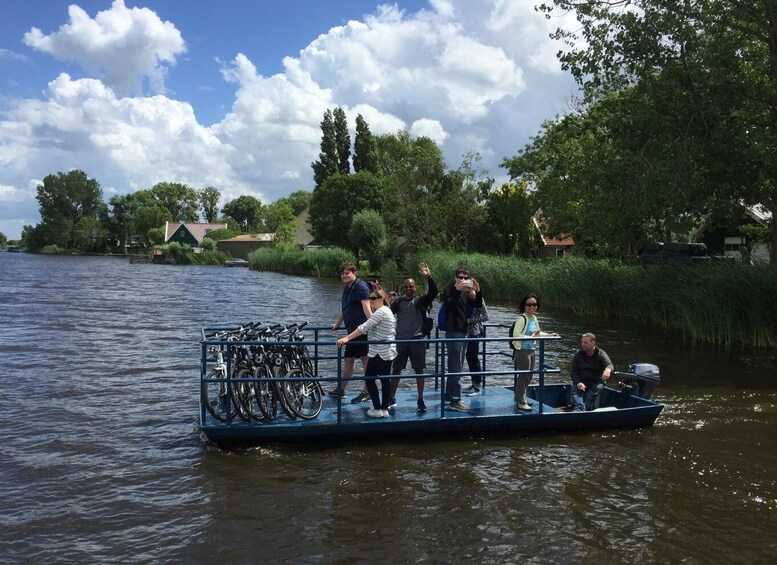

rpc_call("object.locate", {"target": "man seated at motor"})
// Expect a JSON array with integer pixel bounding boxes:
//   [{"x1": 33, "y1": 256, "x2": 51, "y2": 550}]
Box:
[{"x1": 570, "y1": 332, "x2": 614, "y2": 411}]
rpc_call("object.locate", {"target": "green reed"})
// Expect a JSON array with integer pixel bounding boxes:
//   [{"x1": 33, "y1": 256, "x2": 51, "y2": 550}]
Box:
[
  {"x1": 248, "y1": 245, "x2": 353, "y2": 277},
  {"x1": 404, "y1": 252, "x2": 777, "y2": 349}
]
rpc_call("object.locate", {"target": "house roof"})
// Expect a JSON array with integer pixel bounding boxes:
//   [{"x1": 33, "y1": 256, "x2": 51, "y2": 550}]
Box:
[
  {"x1": 165, "y1": 222, "x2": 228, "y2": 244},
  {"x1": 222, "y1": 233, "x2": 275, "y2": 242},
  {"x1": 294, "y1": 209, "x2": 315, "y2": 246},
  {"x1": 533, "y1": 217, "x2": 575, "y2": 247}
]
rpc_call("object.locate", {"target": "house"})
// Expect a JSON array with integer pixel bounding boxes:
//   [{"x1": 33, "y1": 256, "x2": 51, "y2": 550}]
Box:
[
  {"x1": 531, "y1": 215, "x2": 575, "y2": 258},
  {"x1": 164, "y1": 222, "x2": 228, "y2": 247},
  {"x1": 696, "y1": 204, "x2": 771, "y2": 263},
  {"x1": 294, "y1": 209, "x2": 321, "y2": 250},
  {"x1": 216, "y1": 233, "x2": 275, "y2": 259}
]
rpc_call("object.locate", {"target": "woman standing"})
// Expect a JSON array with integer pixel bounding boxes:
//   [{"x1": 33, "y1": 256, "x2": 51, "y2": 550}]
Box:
[
  {"x1": 510, "y1": 294, "x2": 556, "y2": 410},
  {"x1": 337, "y1": 285, "x2": 397, "y2": 418}
]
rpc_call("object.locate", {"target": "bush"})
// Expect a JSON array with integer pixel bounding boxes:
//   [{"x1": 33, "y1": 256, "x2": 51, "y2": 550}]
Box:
[
  {"x1": 248, "y1": 245, "x2": 354, "y2": 277},
  {"x1": 40, "y1": 244, "x2": 68, "y2": 255},
  {"x1": 159, "y1": 241, "x2": 194, "y2": 265}
]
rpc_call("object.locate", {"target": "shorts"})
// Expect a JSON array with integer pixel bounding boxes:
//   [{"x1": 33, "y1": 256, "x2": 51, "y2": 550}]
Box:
[
  {"x1": 344, "y1": 334, "x2": 368, "y2": 358},
  {"x1": 392, "y1": 338, "x2": 426, "y2": 372}
]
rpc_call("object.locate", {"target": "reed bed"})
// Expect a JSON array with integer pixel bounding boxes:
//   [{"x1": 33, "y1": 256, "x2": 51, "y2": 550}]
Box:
[
  {"x1": 248, "y1": 246, "x2": 777, "y2": 348},
  {"x1": 404, "y1": 253, "x2": 777, "y2": 349},
  {"x1": 247, "y1": 245, "x2": 353, "y2": 278}
]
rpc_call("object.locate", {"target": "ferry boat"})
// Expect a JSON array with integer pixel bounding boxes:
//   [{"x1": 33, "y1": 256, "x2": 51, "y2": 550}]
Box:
[{"x1": 198, "y1": 325, "x2": 663, "y2": 446}]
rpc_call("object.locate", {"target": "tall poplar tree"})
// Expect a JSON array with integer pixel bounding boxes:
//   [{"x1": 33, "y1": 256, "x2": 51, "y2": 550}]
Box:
[
  {"x1": 353, "y1": 114, "x2": 378, "y2": 174},
  {"x1": 333, "y1": 107, "x2": 351, "y2": 175},
  {"x1": 311, "y1": 109, "x2": 338, "y2": 190}
]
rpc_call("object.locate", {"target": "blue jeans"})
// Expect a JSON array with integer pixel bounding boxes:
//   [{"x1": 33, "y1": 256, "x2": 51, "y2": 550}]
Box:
[
  {"x1": 445, "y1": 331, "x2": 467, "y2": 402},
  {"x1": 572, "y1": 381, "x2": 602, "y2": 411}
]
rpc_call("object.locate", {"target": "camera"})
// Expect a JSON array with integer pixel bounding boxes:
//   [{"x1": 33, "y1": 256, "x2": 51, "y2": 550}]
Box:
[{"x1": 463, "y1": 279, "x2": 473, "y2": 289}]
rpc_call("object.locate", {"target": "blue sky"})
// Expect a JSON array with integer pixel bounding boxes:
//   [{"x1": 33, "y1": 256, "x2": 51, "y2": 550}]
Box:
[{"x1": 0, "y1": 0, "x2": 580, "y2": 239}]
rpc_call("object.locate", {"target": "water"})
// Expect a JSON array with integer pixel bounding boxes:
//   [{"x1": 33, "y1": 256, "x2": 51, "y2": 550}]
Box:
[{"x1": 1, "y1": 253, "x2": 775, "y2": 563}]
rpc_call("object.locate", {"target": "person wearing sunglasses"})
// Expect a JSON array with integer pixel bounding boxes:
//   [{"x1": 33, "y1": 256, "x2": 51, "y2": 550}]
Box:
[
  {"x1": 336, "y1": 285, "x2": 397, "y2": 418},
  {"x1": 511, "y1": 293, "x2": 557, "y2": 410},
  {"x1": 389, "y1": 262, "x2": 438, "y2": 412},
  {"x1": 440, "y1": 267, "x2": 483, "y2": 412}
]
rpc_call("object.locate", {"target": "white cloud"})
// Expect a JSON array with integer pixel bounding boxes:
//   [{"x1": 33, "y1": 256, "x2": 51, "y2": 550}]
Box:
[
  {"x1": 0, "y1": 0, "x2": 580, "y2": 239},
  {"x1": 410, "y1": 119, "x2": 448, "y2": 144},
  {"x1": 23, "y1": 0, "x2": 185, "y2": 95},
  {"x1": 0, "y1": 49, "x2": 30, "y2": 63}
]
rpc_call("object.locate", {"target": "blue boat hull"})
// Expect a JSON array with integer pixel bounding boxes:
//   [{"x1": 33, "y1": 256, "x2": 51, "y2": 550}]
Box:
[{"x1": 199, "y1": 383, "x2": 663, "y2": 446}]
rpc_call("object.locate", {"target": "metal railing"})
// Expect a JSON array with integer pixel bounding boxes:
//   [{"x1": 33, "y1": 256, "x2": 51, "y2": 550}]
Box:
[{"x1": 199, "y1": 324, "x2": 562, "y2": 424}]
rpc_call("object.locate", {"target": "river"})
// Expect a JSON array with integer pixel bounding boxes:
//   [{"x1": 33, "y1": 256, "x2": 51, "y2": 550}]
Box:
[{"x1": 1, "y1": 252, "x2": 775, "y2": 563}]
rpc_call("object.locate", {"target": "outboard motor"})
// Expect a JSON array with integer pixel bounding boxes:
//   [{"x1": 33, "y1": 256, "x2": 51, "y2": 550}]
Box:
[{"x1": 614, "y1": 363, "x2": 660, "y2": 399}]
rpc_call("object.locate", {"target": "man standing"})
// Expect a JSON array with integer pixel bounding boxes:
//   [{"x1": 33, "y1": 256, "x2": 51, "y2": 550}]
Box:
[
  {"x1": 570, "y1": 332, "x2": 614, "y2": 411},
  {"x1": 441, "y1": 267, "x2": 482, "y2": 412},
  {"x1": 330, "y1": 262, "x2": 372, "y2": 403},
  {"x1": 390, "y1": 262, "x2": 438, "y2": 412}
]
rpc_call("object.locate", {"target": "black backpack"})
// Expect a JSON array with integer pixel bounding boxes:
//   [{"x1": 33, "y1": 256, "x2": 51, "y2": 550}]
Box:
[{"x1": 422, "y1": 305, "x2": 434, "y2": 337}]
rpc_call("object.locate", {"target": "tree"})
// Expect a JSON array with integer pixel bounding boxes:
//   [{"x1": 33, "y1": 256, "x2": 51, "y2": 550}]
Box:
[
  {"x1": 265, "y1": 200, "x2": 298, "y2": 244},
  {"x1": 503, "y1": 86, "x2": 713, "y2": 256},
  {"x1": 277, "y1": 190, "x2": 313, "y2": 216},
  {"x1": 353, "y1": 114, "x2": 378, "y2": 174},
  {"x1": 348, "y1": 209, "x2": 388, "y2": 268},
  {"x1": 34, "y1": 169, "x2": 104, "y2": 250},
  {"x1": 311, "y1": 109, "x2": 339, "y2": 190},
  {"x1": 333, "y1": 107, "x2": 351, "y2": 175},
  {"x1": 309, "y1": 172, "x2": 386, "y2": 247},
  {"x1": 541, "y1": 0, "x2": 777, "y2": 260},
  {"x1": 0, "y1": 232, "x2": 7, "y2": 245},
  {"x1": 481, "y1": 182, "x2": 535, "y2": 255},
  {"x1": 199, "y1": 186, "x2": 221, "y2": 223},
  {"x1": 148, "y1": 182, "x2": 199, "y2": 222},
  {"x1": 222, "y1": 195, "x2": 264, "y2": 231}
]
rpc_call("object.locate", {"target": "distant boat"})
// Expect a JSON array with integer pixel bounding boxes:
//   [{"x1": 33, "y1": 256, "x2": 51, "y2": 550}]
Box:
[{"x1": 224, "y1": 259, "x2": 249, "y2": 267}]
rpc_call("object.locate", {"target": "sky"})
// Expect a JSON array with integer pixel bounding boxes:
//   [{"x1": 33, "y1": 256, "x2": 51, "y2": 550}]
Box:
[{"x1": 0, "y1": 0, "x2": 581, "y2": 240}]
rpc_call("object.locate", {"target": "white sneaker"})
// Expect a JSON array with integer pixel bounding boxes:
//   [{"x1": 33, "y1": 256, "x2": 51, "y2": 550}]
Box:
[
  {"x1": 463, "y1": 385, "x2": 481, "y2": 396},
  {"x1": 382, "y1": 409, "x2": 390, "y2": 417},
  {"x1": 366, "y1": 408, "x2": 387, "y2": 418}
]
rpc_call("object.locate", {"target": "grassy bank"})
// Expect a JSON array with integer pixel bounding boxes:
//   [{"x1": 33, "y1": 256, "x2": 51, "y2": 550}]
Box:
[{"x1": 248, "y1": 246, "x2": 777, "y2": 348}]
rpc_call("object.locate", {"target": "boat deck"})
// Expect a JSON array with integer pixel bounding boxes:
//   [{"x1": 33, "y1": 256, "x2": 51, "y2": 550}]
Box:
[{"x1": 200, "y1": 383, "x2": 662, "y2": 445}]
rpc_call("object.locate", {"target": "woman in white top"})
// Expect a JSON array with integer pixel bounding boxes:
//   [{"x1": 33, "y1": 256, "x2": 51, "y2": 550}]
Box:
[{"x1": 337, "y1": 285, "x2": 397, "y2": 418}]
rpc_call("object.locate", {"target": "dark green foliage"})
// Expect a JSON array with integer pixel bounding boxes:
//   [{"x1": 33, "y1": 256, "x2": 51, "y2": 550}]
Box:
[
  {"x1": 31, "y1": 170, "x2": 105, "y2": 252},
  {"x1": 333, "y1": 107, "x2": 351, "y2": 175},
  {"x1": 536, "y1": 0, "x2": 777, "y2": 260},
  {"x1": 198, "y1": 186, "x2": 221, "y2": 223},
  {"x1": 221, "y1": 195, "x2": 264, "y2": 231},
  {"x1": 278, "y1": 190, "x2": 313, "y2": 216},
  {"x1": 309, "y1": 172, "x2": 386, "y2": 248},
  {"x1": 148, "y1": 182, "x2": 199, "y2": 222},
  {"x1": 348, "y1": 209, "x2": 388, "y2": 269},
  {"x1": 353, "y1": 114, "x2": 377, "y2": 173},
  {"x1": 311, "y1": 109, "x2": 339, "y2": 189}
]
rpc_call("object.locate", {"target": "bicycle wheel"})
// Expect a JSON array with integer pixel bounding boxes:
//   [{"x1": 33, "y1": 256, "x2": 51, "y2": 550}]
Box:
[
  {"x1": 273, "y1": 366, "x2": 297, "y2": 420},
  {"x1": 201, "y1": 369, "x2": 238, "y2": 422},
  {"x1": 232, "y1": 368, "x2": 263, "y2": 422},
  {"x1": 283, "y1": 369, "x2": 323, "y2": 420},
  {"x1": 253, "y1": 364, "x2": 277, "y2": 421}
]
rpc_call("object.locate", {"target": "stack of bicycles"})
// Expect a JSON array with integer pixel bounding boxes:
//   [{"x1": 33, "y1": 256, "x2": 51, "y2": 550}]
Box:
[{"x1": 201, "y1": 321, "x2": 323, "y2": 423}]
